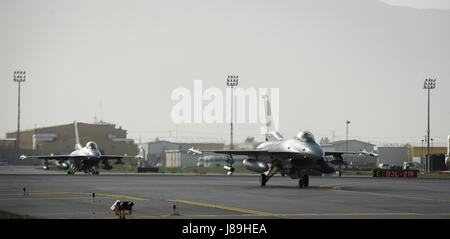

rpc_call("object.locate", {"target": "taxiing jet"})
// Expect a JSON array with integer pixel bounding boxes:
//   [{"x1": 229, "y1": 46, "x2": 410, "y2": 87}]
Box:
[
  {"x1": 20, "y1": 121, "x2": 138, "y2": 175},
  {"x1": 188, "y1": 131, "x2": 374, "y2": 188},
  {"x1": 188, "y1": 96, "x2": 376, "y2": 188}
]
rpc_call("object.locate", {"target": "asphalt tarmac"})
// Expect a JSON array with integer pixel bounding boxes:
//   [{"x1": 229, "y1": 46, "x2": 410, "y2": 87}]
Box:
[{"x1": 0, "y1": 166, "x2": 449, "y2": 219}]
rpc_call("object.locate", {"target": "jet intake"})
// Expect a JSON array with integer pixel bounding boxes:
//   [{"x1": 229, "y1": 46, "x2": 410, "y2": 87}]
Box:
[{"x1": 243, "y1": 159, "x2": 269, "y2": 173}]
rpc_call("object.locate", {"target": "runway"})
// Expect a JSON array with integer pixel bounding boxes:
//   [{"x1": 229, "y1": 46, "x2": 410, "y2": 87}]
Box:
[{"x1": 1, "y1": 166, "x2": 449, "y2": 219}]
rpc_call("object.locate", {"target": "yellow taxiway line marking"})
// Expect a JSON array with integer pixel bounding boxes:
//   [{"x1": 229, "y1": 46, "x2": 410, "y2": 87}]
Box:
[
  {"x1": 313, "y1": 182, "x2": 450, "y2": 203},
  {"x1": 168, "y1": 199, "x2": 279, "y2": 217},
  {"x1": 265, "y1": 181, "x2": 450, "y2": 203},
  {"x1": 328, "y1": 188, "x2": 450, "y2": 203}
]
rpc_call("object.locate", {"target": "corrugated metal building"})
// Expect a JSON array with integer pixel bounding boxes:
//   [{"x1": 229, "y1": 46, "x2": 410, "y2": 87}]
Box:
[
  {"x1": 321, "y1": 139, "x2": 377, "y2": 167},
  {"x1": 377, "y1": 145, "x2": 412, "y2": 167},
  {"x1": 321, "y1": 139, "x2": 375, "y2": 152},
  {"x1": 141, "y1": 137, "x2": 225, "y2": 167}
]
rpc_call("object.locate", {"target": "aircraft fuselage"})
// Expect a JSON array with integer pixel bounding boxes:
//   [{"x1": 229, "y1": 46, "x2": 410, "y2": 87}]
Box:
[{"x1": 255, "y1": 138, "x2": 335, "y2": 177}]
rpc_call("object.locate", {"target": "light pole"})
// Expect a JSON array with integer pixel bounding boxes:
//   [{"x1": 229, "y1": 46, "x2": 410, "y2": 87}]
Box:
[
  {"x1": 13, "y1": 71, "x2": 26, "y2": 157},
  {"x1": 346, "y1": 120, "x2": 350, "y2": 152},
  {"x1": 227, "y1": 75, "x2": 238, "y2": 150},
  {"x1": 424, "y1": 78, "x2": 436, "y2": 172},
  {"x1": 339, "y1": 120, "x2": 350, "y2": 177},
  {"x1": 421, "y1": 139, "x2": 424, "y2": 172}
]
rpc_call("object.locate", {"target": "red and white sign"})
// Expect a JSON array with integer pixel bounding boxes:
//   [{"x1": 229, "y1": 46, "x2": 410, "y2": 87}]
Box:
[{"x1": 383, "y1": 170, "x2": 418, "y2": 178}]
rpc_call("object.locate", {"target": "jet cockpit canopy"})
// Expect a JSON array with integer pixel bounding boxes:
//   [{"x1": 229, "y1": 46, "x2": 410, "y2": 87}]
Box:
[
  {"x1": 86, "y1": 141, "x2": 98, "y2": 150},
  {"x1": 296, "y1": 131, "x2": 316, "y2": 143}
]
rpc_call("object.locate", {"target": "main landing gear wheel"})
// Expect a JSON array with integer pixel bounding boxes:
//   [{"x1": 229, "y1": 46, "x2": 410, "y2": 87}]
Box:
[{"x1": 260, "y1": 174, "x2": 267, "y2": 187}]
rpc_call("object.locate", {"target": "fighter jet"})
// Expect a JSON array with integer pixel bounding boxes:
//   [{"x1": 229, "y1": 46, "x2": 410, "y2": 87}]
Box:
[
  {"x1": 187, "y1": 147, "x2": 202, "y2": 156},
  {"x1": 187, "y1": 96, "x2": 370, "y2": 188},
  {"x1": 20, "y1": 121, "x2": 138, "y2": 175},
  {"x1": 360, "y1": 149, "x2": 378, "y2": 157},
  {"x1": 188, "y1": 130, "x2": 362, "y2": 187}
]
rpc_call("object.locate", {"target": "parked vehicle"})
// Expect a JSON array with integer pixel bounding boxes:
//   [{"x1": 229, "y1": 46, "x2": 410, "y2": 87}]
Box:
[
  {"x1": 378, "y1": 163, "x2": 390, "y2": 169},
  {"x1": 403, "y1": 162, "x2": 416, "y2": 170}
]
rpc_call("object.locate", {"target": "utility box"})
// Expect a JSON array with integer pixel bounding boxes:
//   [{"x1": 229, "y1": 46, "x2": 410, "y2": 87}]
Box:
[{"x1": 428, "y1": 154, "x2": 446, "y2": 171}]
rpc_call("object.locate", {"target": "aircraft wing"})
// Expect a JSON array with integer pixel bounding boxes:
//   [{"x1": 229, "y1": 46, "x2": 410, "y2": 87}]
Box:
[
  {"x1": 192, "y1": 148, "x2": 363, "y2": 160},
  {"x1": 202, "y1": 149, "x2": 268, "y2": 156},
  {"x1": 99, "y1": 155, "x2": 128, "y2": 160},
  {"x1": 20, "y1": 154, "x2": 85, "y2": 161},
  {"x1": 324, "y1": 151, "x2": 360, "y2": 156},
  {"x1": 201, "y1": 149, "x2": 308, "y2": 161},
  {"x1": 324, "y1": 150, "x2": 377, "y2": 157},
  {"x1": 20, "y1": 154, "x2": 137, "y2": 164},
  {"x1": 100, "y1": 154, "x2": 143, "y2": 165},
  {"x1": 323, "y1": 150, "x2": 367, "y2": 165}
]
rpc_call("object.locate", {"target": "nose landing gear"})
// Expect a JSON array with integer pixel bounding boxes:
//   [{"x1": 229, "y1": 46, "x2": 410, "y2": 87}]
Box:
[{"x1": 298, "y1": 174, "x2": 309, "y2": 188}]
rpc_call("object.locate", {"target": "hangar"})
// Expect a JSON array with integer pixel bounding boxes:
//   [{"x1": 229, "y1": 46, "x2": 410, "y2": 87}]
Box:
[
  {"x1": 139, "y1": 137, "x2": 225, "y2": 167},
  {"x1": 320, "y1": 140, "x2": 377, "y2": 167}
]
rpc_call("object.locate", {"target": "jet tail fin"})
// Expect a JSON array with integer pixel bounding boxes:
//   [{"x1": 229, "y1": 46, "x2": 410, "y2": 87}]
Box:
[
  {"x1": 74, "y1": 121, "x2": 82, "y2": 150},
  {"x1": 262, "y1": 95, "x2": 283, "y2": 141},
  {"x1": 262, "y1": 95, "x2": 273, "y2": 133}
]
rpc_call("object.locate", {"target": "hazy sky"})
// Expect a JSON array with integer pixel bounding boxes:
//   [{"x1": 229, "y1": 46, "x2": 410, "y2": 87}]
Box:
[
  {"x1": 1, "y1": 0, "x2": 449, "y2": 146},
  {"x1": 380, "y1": 0, "x2": 450, "y2": 9}
]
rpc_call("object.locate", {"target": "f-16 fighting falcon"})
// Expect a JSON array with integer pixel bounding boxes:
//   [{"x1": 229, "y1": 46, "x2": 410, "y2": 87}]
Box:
[
  {"x1": 188, "y1": 96, "x2": 377, "y2": 188},
  {"x1": 189, "y1": 131, "x2": 375, "y2": 188},
  {"x1": 20, "y1": 121, "x2": 138, "y2": 175}
]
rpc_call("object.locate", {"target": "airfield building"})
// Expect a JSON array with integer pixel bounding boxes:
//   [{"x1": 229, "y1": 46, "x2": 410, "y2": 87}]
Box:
[
  {"x1": 320, "y1": 139, "x2": 377, "y2": 167},
  {"x1": 140, "y1": 137, "x2": 225, "y2": 167},
  {"x1": 377, "y1": 144, "x2": 412, "y2": 167},
  {"x1": 377, "y1": 142, "x2": 447, "y2": 169}
]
